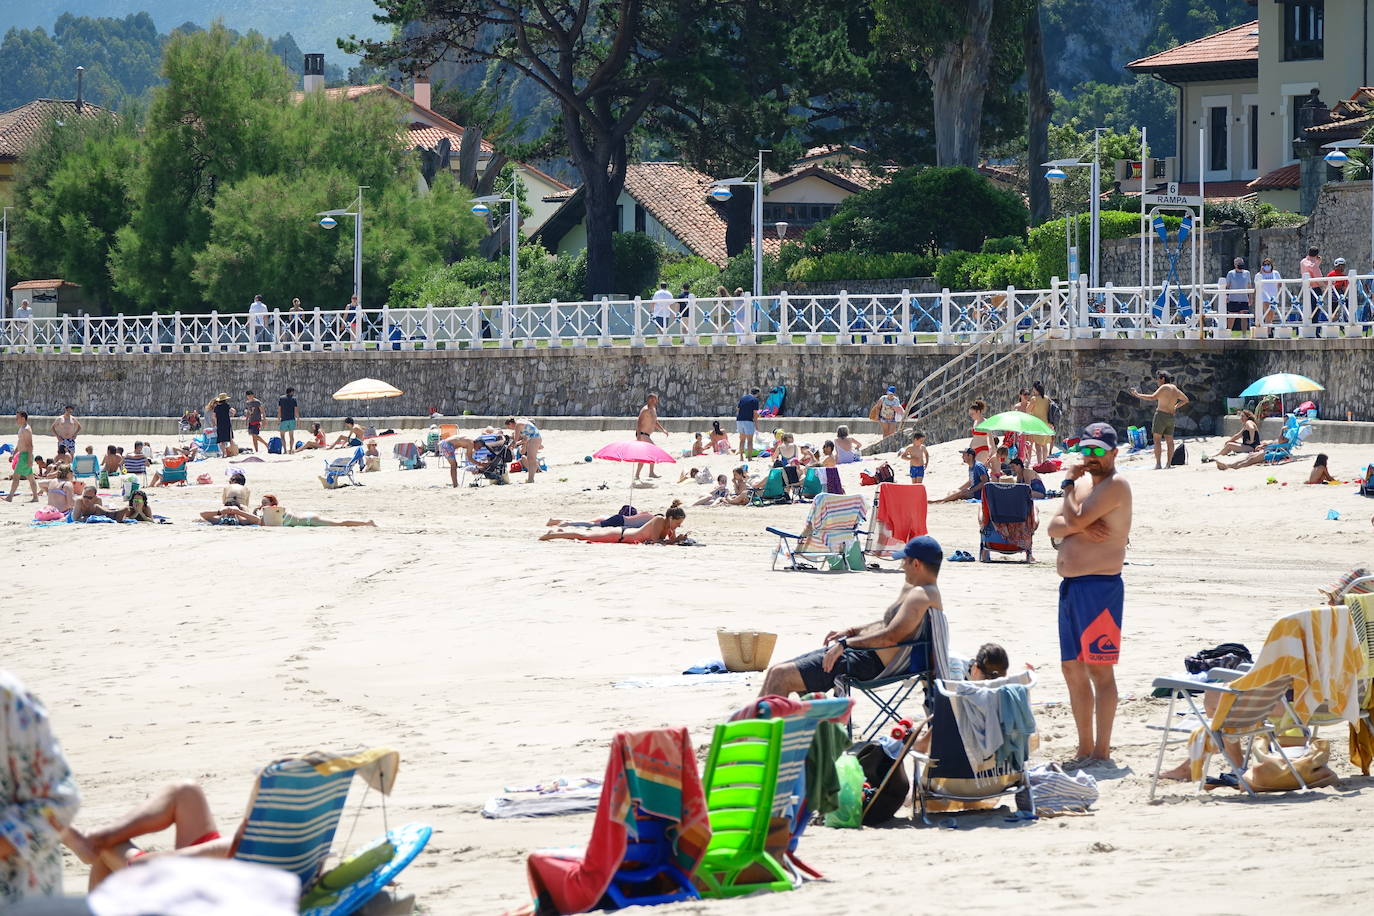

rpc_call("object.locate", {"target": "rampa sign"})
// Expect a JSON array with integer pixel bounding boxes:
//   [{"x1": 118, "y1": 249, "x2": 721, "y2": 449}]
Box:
[{"x1": 1143, "y1": 182, "x2": 1202, "y2": 208}]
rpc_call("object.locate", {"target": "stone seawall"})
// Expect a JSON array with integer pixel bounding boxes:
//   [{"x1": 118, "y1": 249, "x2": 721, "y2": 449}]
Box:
[{"x1": 2, "y1": 338, "x2": 1370, "y2": 443}]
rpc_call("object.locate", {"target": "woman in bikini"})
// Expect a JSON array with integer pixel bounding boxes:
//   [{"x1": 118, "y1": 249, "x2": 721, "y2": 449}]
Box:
[
  {"x1": 1209, "y1": 409, "x2": 1261, "y2": 459},
  {"x1": 709, "y1": 421, "x2": 732, "y2": 454},
  {"x1": 968, "y1": 399, "x2": 996, "y2": 460},
  {"x1": 540, "y1": 503, "x2": 687, "y2": 543}
]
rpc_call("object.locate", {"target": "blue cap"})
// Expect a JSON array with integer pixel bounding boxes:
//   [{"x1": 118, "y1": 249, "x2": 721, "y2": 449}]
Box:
[
  {"x1": 887, "y1": 385, "x2": 897, "y2": 394},
  {"x1": 898, "y1": 535, "x2": 943, "y2": 565}
]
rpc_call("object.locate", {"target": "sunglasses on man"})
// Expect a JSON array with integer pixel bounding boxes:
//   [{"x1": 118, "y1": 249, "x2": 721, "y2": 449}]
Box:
[{"x1": 1076, "y1": 446, "x2": 1110, "y2": 457}]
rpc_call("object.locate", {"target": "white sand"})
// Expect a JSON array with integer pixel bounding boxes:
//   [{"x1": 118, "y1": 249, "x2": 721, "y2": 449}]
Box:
[{"x1": 3, "y1": 423, "x2": 1372, "y2": 912}]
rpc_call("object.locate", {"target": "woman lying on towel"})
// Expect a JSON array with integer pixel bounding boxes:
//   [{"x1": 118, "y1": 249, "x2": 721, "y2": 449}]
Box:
[
  {"x1": 541, "y1": 501, "x2": 687, "y2": 543},
  {"x1": 201, "y1": 494, "x2": 376, "y2": 527}
]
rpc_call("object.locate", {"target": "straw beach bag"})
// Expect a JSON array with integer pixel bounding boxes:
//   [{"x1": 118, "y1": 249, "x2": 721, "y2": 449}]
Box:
[{"x1": 716, "y1": 630, "x2": 778, "y2": 672}]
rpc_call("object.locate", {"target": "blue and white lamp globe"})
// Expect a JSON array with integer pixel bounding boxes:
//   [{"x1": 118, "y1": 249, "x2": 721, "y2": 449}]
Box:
[
  {"x1": 471, "y1": 202, "x2": 492, "y2": 216},
  {"x1": 318, "y1": 216, "x2": 338, "y2": 229},
  {"x1": 1325, "y1": 149, "x2": 1350, "y2": 166},
  {"x1": 1045, "y1": 167, "x2": 1068, "y2": 183},
  {"x1": 709, "y1": 186, "x2": 733, "y2": 202}
]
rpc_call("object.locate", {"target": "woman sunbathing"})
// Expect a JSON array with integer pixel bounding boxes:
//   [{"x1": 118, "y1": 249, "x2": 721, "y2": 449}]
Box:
[
  {"x1": 546, "y1": 504, "x2": 653, "y2": 529},
  {"x1": 203, "y1": 494, "x2": 376, "y2": 527},
  {"x1": 541, "y1": 502, "x2": 687, "y2": 543},
  {"x1": 126, "y1": 490, "x2": 155, "y2": 522},
  {"x1": 1210, "y1": 410, "x2": 1261, "y2": 458}
]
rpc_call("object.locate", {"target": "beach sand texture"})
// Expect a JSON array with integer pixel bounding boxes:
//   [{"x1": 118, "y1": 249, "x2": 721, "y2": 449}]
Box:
[{"x1": 3, "y1": 425, "x2": 1371, "y2": 912}]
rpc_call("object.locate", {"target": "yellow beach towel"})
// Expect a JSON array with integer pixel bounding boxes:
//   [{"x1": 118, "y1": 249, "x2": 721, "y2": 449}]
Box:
[{"x1": 1189, "y1": 606, "x2": 1362, "y2": 780}]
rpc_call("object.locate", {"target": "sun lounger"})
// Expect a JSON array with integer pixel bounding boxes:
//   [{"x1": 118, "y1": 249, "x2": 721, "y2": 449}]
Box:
[{"x1": 71, "y1": 454, "x2": 100, "y2": 480}]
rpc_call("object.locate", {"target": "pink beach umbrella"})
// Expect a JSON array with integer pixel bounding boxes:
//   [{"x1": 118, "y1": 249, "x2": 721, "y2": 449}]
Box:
[{"x1": 594, "y1": 439, "x2": 676, "y2": 502}]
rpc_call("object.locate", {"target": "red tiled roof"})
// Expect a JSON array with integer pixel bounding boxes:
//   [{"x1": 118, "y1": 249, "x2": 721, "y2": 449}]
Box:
[
  {"x1": 1126, "y1": 21, "x2": 1258, "y2": 76},
  {"x1": 1303, "y1": 88, "x2": 1374, "y2": 141},
  {"x1": 0, "y1": 99, "x2": 109, "y2": 159},
  {"x1": 1248, "y1": 165, "x2": 1301, "y2": 191}
]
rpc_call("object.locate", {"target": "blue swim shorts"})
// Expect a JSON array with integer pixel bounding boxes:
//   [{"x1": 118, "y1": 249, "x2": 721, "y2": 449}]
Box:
[{"x1": 1058, "y1": 574, "x2": 1123, "y2": 665}]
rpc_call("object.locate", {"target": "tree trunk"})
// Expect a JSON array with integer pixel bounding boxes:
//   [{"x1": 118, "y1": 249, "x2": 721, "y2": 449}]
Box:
[
  {"x1": 458, "y1": 125, "x2": 484, "y2": 188},
  {"x1": 1024, "y1": 0, "x2": 1051, "y2": 226},
  {"x1": 723, "y1": 188, "x2": 753, "y2": 258},
  {"x1": 925, "y1": 0, "x2": 995, "y2": 167}
]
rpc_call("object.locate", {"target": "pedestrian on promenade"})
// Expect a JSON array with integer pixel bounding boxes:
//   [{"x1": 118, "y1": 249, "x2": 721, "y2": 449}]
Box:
[
  {"x1": 1223, "y1": 257, "x2": 1253, "y2": 334},
  {"x1": 1299, "y1": 247, "x2": 1322, "y2": 281},
  {"x1": 1128, "y1": 371, "x2": 1188, "y2": 469},
  {"x1": 651, "y1": 283, "x2": 674, "y2": 334},
  {"x1": 248, "y1": 294, "x2": 270, "y2": 349},
  {"x1": 1047, "y1": 422, "x2": 1132, "y2": 768}
]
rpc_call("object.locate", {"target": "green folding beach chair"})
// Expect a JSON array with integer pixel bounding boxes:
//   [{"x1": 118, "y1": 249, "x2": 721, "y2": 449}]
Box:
[{"x1": 696, "y1": 717, "x2": 792, "y2": 898}]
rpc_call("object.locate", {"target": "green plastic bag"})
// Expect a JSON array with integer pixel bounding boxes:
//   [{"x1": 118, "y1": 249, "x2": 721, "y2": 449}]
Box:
[{"x1": 824, "y1": 753, "x2": 864, "y2": 828}]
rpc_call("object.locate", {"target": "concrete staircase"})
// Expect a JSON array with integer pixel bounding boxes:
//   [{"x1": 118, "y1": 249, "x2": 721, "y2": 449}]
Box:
[{"x1": 864, "y1": 330, "x2": 1050, "y2": 455}]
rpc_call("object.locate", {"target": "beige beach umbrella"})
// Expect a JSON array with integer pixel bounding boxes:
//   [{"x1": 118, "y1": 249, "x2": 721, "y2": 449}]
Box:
[{"x1": 332, "y1": 378, "x2": 403, "y2": 401}]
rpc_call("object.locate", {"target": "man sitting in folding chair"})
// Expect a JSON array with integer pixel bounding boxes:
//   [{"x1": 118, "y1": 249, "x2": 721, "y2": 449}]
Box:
[{"x1": 757, "y1": 536, "x2": 946, "y2": 701}]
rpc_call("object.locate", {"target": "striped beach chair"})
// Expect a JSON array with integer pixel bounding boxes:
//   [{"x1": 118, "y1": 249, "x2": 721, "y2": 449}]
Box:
[
  {"x1": 767, "y1": 492, "x2": 868, "y2": 571},
  {"x1": 235, "y1": 747, "x2": 431, "y2": 916},
  {"x1": 322, "y1": 447, "x2": 364, "y2": 487}
]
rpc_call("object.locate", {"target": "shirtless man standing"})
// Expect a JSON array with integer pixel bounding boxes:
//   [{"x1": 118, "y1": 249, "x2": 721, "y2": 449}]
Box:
[
  {"x1": 5, "y1": 411, "x2": 39, "y2": 502},
  {"x1": 50, "y1": 406, "x2": 82, "y2": 457},
  {"x1": 1047, "y1": 423, "x2": 1132, "y2": 768},
  {"x1": 1129, "y1": 371, "x2": 1189, "y2": 469},
  {"x1": 757, "y1": 536, "x2": 944, "y2": 697},
  {"x1": 633, "y1": 393, "x2": 668, "y2": 482}
]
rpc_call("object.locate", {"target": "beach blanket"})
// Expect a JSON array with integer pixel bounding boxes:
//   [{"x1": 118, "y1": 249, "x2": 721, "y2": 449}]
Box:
[
  {"x1": 1189, "y1": 606, "x2": 1363, "y2": 779},
  {"x1": 483, "y1": 779, "x2": 603, "y2": 819},
  {"x1": 868, "y1": 482, "x2": 928, "y2": 556},
  {"x1": 526, "y1": 728, "x2": 709, "y2": 915}
]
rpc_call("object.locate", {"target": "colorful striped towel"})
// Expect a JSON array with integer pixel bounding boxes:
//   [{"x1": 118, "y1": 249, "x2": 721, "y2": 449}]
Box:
[
  {"x1": 800, "y1": 493, "x2": 866, "y2": 552},
  {"x1": 1189, "y1": 607, "x2": 1362, "y2": 779}
]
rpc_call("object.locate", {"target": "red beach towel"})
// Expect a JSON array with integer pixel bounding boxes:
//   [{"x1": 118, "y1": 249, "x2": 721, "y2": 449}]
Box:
[{"x1": 870, "y1": 483, "x2": 928, "y2": 555}]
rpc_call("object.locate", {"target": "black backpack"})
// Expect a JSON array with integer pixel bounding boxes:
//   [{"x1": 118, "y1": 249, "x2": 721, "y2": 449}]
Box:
[
  {"x1": 853, "y1": 741, "x2": 908, "y2": 825},
  {"x1": 1170, "y1": 443, "x2": 1186, "y2": 466},
  {"x1": 875, "y1": 462, "x2": 895, "y2": 484}
]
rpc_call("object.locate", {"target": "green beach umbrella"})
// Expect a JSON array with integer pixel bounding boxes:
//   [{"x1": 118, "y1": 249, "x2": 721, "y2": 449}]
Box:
[
  {"x1": 1238, "y1": 373, "x2": 1325, "y2": 397},
  {"x1": 974, "y1": 411, "x2": 1055, "y2": 436}
]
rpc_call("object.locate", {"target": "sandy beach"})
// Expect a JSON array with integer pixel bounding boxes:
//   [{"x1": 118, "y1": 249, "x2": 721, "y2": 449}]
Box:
[{"x1": 3, "y1": 420, "x2": 1372, "y2": 913}]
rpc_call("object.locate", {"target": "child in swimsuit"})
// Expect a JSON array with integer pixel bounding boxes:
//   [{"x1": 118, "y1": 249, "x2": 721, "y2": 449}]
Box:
[{"x1": 899, "y1": 432, "x2": 929, "y2": 483}]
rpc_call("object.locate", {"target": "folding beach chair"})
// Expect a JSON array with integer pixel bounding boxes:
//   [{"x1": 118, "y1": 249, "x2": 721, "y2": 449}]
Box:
[
  {"x1": 1359, "y1": 465, "x2": 1374, "y2": 498},
  {"x1": 1148, "y1": 606, "x2": 1362, "y2": 799},
  {"x1": 910, "y1": 671, "x2": 1038, "y2": 824},
  {"x1": 121, "y1": 452, "x2": 150, "y2": 483},
  {"x1": 1263, "y1": 416, "x2": 1308, "y2": 464},
  {"x1": 767, "y1": 492, "x2": 867, "y2": 571},
  {"x1": 525, "y1": 728, "x2": 709, "y2": 914},
  {"x1": 696, "y1": 717, "x2": 790, "y2": 898},
  {"x1": 71, "y1": 454, "x2": 100, "y2": 481},
  {"x1": 194, "y1": 432, "x2": 221, "y2": 458},
  {"x1": 393, "y1": 441, "x2": 425, "y2": 470},
  {"x1": 323, "y1": 447, "x2": 364, "y2": 487},
  {"x1": 865, "y1": 482, "x2": 928, "y2": 560},
  {"x1": 742, "y1": 695, "x2": 852, "y2": 884},
  {"x1": 234, "y1": 747, "x2": 431, "y2": 916},
  {"x1": 747, "y1": 468, "x2": 790, "y2": 507},
  {"x1": 978, "y1": 481, "x2": 1036, "y2": 562},
  {"x1": 159, "y1": 455, "x2": 189, "y2": 485},
  {"x1": 836, "y1": 607, "x2": 950, "y2": 742},
  {"x1": 466, "y1": 434, "x2": 512, "y2": 486}
]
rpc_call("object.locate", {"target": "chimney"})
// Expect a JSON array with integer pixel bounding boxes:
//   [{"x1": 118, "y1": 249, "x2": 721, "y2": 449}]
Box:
[
  {"x1": 75, "y1": 66, "x2": 84, "y2": 111},
  {"x1": 303, "y1": 53, "x2": 325, "y2": 94},
  {"x1": 413, "y1": 72, "x2": 431, "y2": 111}
]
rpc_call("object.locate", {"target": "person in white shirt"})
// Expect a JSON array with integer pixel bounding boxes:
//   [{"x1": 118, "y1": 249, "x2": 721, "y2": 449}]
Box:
[
  {"x1": 650, "y1": 282, "x2": 675, "y2": 333},
  {"x1": 12, "y1": 298, "x2": 33, "y2": 350},
  {"x1": 248, "y1": 294, "x2": 270, "y2": 348},
  {"x1": 1255, "y1": 258, "x2": 1284, "y2": 329}
]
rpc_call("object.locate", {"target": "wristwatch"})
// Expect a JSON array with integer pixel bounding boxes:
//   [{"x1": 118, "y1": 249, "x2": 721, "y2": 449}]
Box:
[{"x1": 837, "y1": 637, "x2": 849, "y2": 648}]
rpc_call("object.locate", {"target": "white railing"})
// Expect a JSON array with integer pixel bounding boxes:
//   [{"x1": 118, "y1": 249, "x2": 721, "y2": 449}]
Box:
[{"x1": 2, "y1": 276, "x2": 1371, "y2": 355}]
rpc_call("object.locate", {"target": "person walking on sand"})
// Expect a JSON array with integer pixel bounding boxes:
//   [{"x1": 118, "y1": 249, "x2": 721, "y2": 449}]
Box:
[
  {"x1": 244, "y1": 390, "x2": 268, "y2": 453},
  {"x1": 873, "y1": 385, "x2": 905, "y2": 438},
  {"x1": 1129, "y1": 371, "x2": 1189, "y2": 469},
  {"x1": 1047, "y1": 423, "x2": 1132, "y2": 769},
  {"x1": 4, "y1": 411, "x2": 38, "y2": 503},
  {"x1": 49, "y1": 406, "x2": 81, "y2": 457},
  {"x1": 736, "y1": 387, "x2": 760, "y2": 457},
  {"x1": 206, "y1": 393, "x2": 235, "y2": 455},
  {"x1": 634, "y1": 393, "x2": 668, "y2": 482}
]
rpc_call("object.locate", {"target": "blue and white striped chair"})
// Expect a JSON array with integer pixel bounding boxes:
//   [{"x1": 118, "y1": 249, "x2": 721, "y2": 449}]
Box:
[{"x1": 234, "y1": 748, "x2": 431, "y2": 916}]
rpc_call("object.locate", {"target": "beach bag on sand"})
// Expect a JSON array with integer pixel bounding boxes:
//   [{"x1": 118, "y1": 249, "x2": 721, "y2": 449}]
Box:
[
  {"x1": 1170, "y1": 444, "x2": 1186, "y2": 466},
  {"x1": 268, "y1": 436, "x2": 283, "y2": 454},
  {"x1": 823, "y1": 754, "x2": 865, "y2": 828},
  {"x1": 1242, "y1": 739, "x2": 1337, "y2": 792},
  {"x1": 1028, "y1": 762, "x2": 1098, "y2": 814},
  {"x1": 854, "y1": 741, "x2": 908, "y2": 825},
  {"x1": 875, "y1": 462, "x2": 895, "y2": 484}
]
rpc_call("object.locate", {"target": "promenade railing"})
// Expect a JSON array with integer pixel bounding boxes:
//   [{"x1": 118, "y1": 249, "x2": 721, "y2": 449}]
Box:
[{"x1": 2, "y1": 275, "x2": 1371, "y2": 355}]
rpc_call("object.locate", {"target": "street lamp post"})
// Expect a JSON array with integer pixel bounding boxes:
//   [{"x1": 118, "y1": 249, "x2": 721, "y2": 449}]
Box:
[
  {"x1": 1042, "y1": 151, "x2": 1102, "y2": 287},
  {"x1": 0, "y1": 207, "x2": 11, "y2": 319},
  {"x1": 1324, "y1": 139, "x2": 1374, "y2": 268},
  {"x1": 708, "y1": 149, "x2": 770, "y2": 302},
  {"x1": 471, "y1": 170, "x2": 522, "y2": 311},
  {"x1": 317, "y1": 185, "x2": 367, "y2": 305}
]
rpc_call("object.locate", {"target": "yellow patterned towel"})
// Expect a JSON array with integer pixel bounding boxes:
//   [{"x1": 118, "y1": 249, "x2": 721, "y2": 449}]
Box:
[{"x1": 1189, "y1": 607, "x2": 1362, "y2": 780}]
